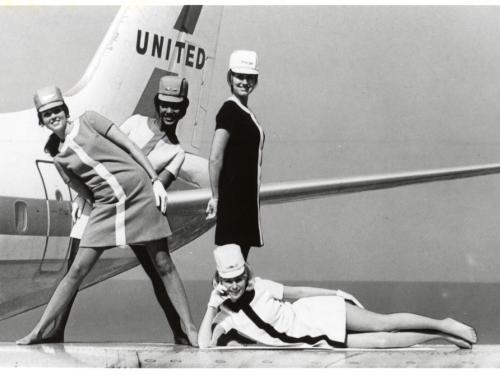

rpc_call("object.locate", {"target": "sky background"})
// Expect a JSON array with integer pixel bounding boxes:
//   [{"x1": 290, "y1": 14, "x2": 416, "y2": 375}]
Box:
[{"x1": 2, "y1": 6, "x2": 500, "y2": 284}]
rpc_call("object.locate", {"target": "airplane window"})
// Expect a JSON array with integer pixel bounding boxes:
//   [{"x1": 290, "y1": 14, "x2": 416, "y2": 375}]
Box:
[
  {"x1": 55, "y1": 190, "x2": 63, "y2": 202},
  {"x1": 14, "y1": 201, "x2": 28, "y2": 233}
]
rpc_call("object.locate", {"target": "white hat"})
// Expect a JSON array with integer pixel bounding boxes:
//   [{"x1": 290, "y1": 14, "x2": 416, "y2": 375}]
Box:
[
  {"x1": 34, "y1": 86, "x2": 65, "y2": 112},
  {"x1": 214, "y1": 244, "x2": 245, "y2": 279},
  {"x1": 229, "y1": 50, "x2": 258, "y2": 75}
]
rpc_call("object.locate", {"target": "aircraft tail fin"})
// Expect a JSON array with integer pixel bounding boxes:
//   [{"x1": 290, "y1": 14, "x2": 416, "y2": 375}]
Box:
[{"x1": 66, "y1": 5, "x2": 222, "y2": 152}]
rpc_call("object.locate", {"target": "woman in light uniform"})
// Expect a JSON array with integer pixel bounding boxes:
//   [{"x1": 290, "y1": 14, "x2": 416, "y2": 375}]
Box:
[
  {"x1": 17, "y1": 86, "x2": 197, "y2": 345},
  {"x1": 206, "y1": 50, "x2": 264, "y2": 261},
  {"x1": 38, "y1": 76, "x2": 207, "y2": 346},
  {"x1": 120, "y1": 75, "x2": 209, "y2": 189},
  {"x1": 198, "y1": 244, "x2": 477, "y2": 349}
]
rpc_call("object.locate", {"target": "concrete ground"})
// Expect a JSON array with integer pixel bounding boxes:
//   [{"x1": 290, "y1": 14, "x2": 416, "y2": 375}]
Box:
[{"x1": 0, "y1": 343, "x2": 498, "y2": 368}]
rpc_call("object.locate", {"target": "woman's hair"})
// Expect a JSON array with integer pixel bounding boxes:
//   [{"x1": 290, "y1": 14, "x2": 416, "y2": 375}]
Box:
[
  {"x1": 44, "y1": 133, "x2": 61, "y2": 157},
  {"x1": 226, "y1": 70, "x2": 259, "y2": 93},
  {"x1": 212, "y1": 264, "x2": 255, "y2": 292},
  {"x1": 39, "y1": 104, "x2": 70, "y2": 157},
  {"x1": 154, "y1": 95, "x2": 189, "y2": 119}
]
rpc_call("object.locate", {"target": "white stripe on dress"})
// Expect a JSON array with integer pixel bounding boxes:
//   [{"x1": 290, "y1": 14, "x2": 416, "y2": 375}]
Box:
[{"x1": 65, "y1": 120, "x2": 127, "y2": 246}]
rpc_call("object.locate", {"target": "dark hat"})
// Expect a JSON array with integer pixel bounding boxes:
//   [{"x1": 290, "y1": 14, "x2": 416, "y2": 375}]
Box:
[{"x1": 157, "y1": 76, "x2": 189, "y2": 103}]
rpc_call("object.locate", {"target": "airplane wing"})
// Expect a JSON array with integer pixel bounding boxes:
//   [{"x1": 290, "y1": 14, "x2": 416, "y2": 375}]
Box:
[
  {"x1": 168, "y1": 162, "x2": 500, "y2": 211},
  {"x1": 5, "y1": 162, "x2": 500, "y2": 322}
]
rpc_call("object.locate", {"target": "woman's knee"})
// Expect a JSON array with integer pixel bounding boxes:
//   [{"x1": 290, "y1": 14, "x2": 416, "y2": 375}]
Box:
[
  {"x1": 347, "y1": 332, "x2": 392, "y2": 349},
  {"x1": 66, "y1": 262, "x2": 90, "y2": 282},
  {"x1": 154, "y1": 253, "x2": 176, "y2": 276}
]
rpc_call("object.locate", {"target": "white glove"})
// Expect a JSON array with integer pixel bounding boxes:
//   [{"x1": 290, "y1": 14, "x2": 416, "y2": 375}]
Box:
[
  {"x1": 337, "y1": 289, "x2": 364, "y2": 309},
  {"x1": 206, "y1": 197, "x2": 218, "y2": 220},
  {"x1": 71, "y1": 196, "x2": 87, "y2": 222},
  {"x1": 208, "y1": 284, "x2": 229, "y2": 308},
  {"x1": 152, "y1": 179, "x2": 168, "y2": 214}
]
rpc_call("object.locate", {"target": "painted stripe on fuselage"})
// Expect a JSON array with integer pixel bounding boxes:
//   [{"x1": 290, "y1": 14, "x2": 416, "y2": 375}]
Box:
[{"x1": 174, "y1": 5, "x2": 202, "y2": 34}]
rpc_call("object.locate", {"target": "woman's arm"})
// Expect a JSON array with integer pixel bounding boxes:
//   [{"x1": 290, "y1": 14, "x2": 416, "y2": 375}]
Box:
[
  {"x1": 158, "y1": 150, "x2": 185, "y2": 189},
  {"x1": 206, "y1": 128, "x2": 230, "y2": 219},
  {"x1": 66, "y1": 172, "x2": 94, "y2": 222},
  {"x1": 199, "y1": 285, "x2": 230, "y2": 348},
  {"x1": 283, "y1": 285, "x2": 339, "y2": 300},
  {"x1": 55, "y1": 161, "x2": 93, "y2": 202},
  {"x1": 198, "y1": 307, "x2": 219, "y2": 349},
  {"x1": 105, "y1": 125, "x2": 168, "y2": 213},
  {"x1": 283, "y1": 285, "x2": 364, "y2": 308},
  {"x1": 68, "y1": 177, "x2": 93, "y2": 202},
  {"x1": 106, "y1": 124, "x2": 159, "y2": 181}
]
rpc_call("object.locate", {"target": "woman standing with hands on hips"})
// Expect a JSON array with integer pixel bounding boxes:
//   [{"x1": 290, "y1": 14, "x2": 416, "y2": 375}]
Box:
[
  {"x1": 206, "y1": 50, "x2": 264, "y2": 261},
  {"x1": 17, "y1": 86, "x2": 197, "y2": 345}
]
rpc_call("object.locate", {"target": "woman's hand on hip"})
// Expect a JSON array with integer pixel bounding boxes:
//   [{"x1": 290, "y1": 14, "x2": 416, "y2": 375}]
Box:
[
  {"x1": 206, "y1": 197, "x2": 218, "y2": 220},
  {"x1": 71, "y1": 196, "x2": 87, "y2": 222},
  {"x1": 152, "y1": 180, "x2": 168, "y2": 213}
]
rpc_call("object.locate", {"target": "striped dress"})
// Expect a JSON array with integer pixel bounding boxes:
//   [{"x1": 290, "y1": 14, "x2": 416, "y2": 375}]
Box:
[
  {"x1": 54, "y1": 111, "x2": 171, "y2": 248},
  {"x1": 214, "y1": 278, "x2": 347, "y2": 348}
]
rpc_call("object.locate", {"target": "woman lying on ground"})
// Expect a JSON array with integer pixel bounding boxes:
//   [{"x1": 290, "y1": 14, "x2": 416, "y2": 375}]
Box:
[{"x1": 198, "y1": 244, "x2": 477, "y2": 349}]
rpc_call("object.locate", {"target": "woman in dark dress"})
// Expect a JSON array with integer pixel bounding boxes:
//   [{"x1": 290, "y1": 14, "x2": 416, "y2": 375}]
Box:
[{"x1": 206, "y1": 50, "x2": 264, "y2": 261}]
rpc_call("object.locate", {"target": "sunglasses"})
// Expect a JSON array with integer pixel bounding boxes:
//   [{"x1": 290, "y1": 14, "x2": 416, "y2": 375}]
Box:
[
  {"x1": 232, "y1": 73, "x2": 257, "y2": 82},
  {"x1": 158, "y1": 101, "x2": 184, "y2": 110},
  {"x1": 220, "y1": 273, "x2": 246, "y2": 284},
  {"x1": 41, "y1": 106, "x2": 64, "y2": 118}
]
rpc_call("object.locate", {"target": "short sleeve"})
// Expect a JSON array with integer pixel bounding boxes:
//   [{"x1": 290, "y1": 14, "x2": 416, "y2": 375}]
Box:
[
  {"x1": 82, "y1": 111, "x2": 114, "y2": 137},
  {"x1": 255, "y1": 277, "x2": 284, "y2": 300},
  {"x1": 215, "y1": 101, "x2": 239, "y2": 134},
  {"x1": 119, "y1": 114, "x2": 142, "y2": 136},
  {"x1": 213, "y1": 310, "x2": 233, "y2": 334}
]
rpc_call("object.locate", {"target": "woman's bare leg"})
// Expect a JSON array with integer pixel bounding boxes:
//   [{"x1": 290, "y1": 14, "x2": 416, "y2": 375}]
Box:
[
  {"x1": 345, "y1": 304, "x2": 477, "y2": 344},
  {"x1": 346, "y1": 331, "x2": 471, "y2": 349},
  {"x1": 131, "y1": 245, "x2": 188, "y2": 345},
  {"x1": 16, "y1": 247, "x2": 103, "y2": 345},
  {"x1": 40, "y1": 238, "x2": 80, "y2": 343},
  {"x1": 142, "y1": 240, "x2": 198, "y2": 346}
]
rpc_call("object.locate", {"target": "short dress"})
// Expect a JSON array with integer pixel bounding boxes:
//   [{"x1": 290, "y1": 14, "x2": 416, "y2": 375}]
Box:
[
  {"x1": 215, "y1": 96, "x2": 265, "y2": 247},
  {"x1": 214, "y1": 277, "x2": 347, "y2": 348},
  {"x1": 54, "y1": 111, "x2": 171, "y2": 248}
]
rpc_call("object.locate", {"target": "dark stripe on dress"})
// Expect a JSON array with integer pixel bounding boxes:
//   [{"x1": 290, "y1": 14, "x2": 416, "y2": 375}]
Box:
[
  {"x1": 223, "y1": 290, "x2": 346, "y2": 348},
  {"x1": 241, "y1": 305, "x2": 346, "y2": 348}
]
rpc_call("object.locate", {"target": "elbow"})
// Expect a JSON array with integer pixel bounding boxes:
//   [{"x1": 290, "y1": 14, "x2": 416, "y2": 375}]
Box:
[
  {"x1": 209, "y1": 155, "x2": 219, "y2": 166},
  {"x1": 178, "y1": 150, "x2": 186, "y2": 164},
  {"x1": 209, "y1": 151, "x2": 224, "y2": 166}
]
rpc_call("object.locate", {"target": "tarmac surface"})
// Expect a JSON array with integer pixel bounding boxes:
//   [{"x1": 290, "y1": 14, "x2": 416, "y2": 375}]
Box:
[{"x1": 0, "y1": 343, "x2": 498, "y2": 368}]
